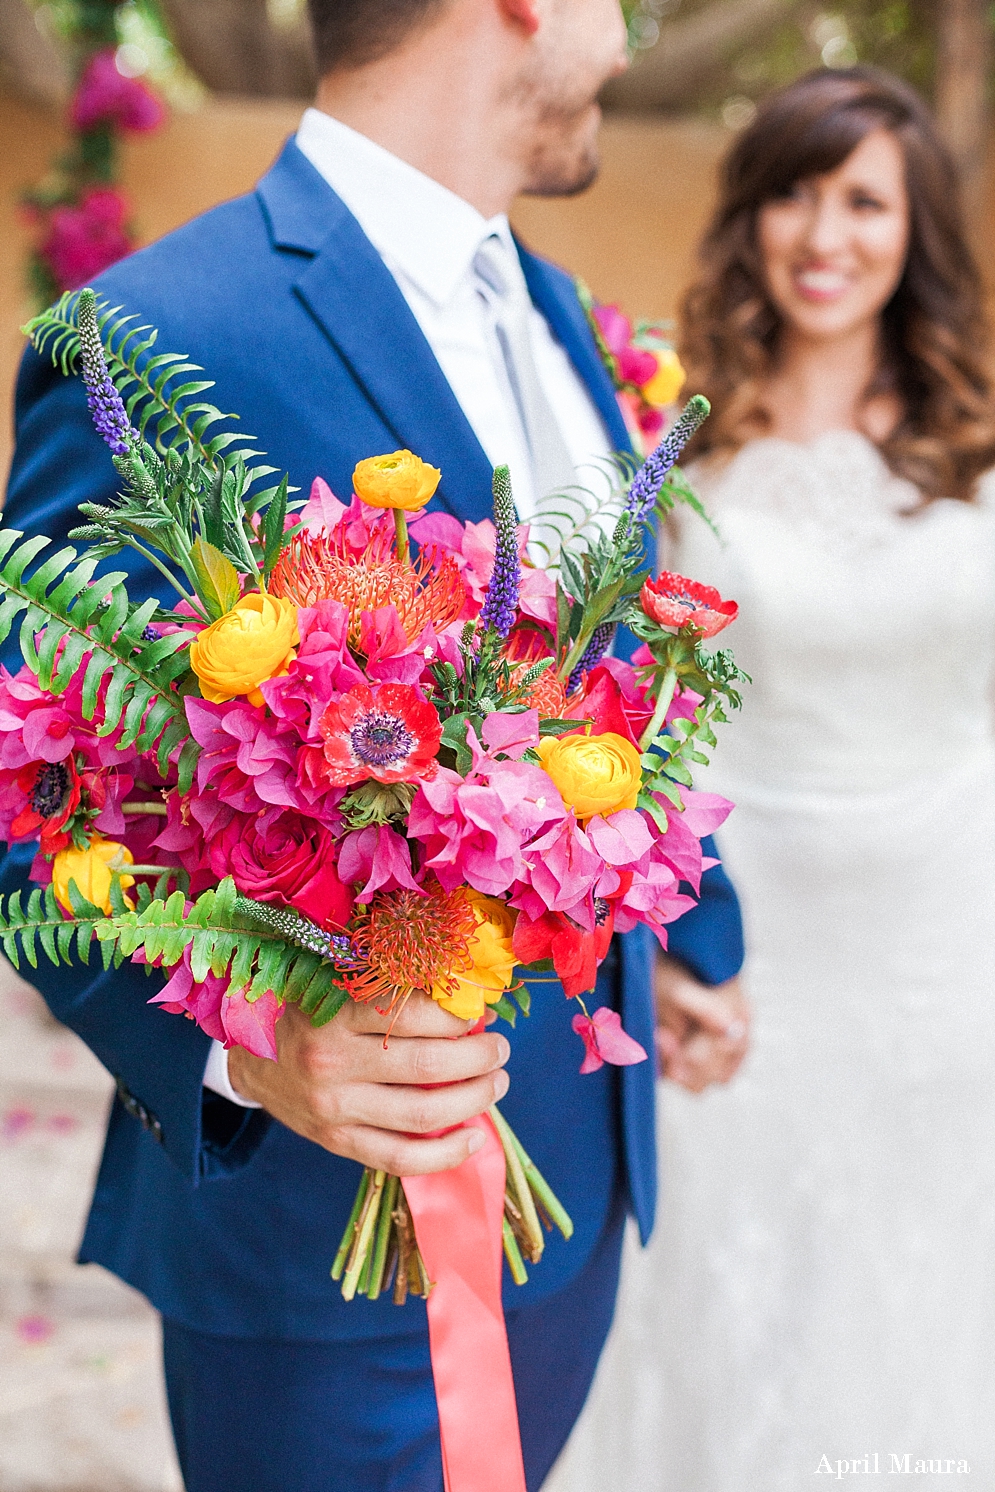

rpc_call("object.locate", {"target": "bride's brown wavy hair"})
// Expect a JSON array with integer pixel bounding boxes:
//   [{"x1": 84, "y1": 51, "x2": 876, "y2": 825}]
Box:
[{"x1": 680, "y1": 66, "x2": 995, "y2": 501}]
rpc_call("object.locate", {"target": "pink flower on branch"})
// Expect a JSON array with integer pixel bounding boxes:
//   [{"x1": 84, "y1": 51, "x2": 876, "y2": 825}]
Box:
[
  {"x1": 572, "y1": 1006, "x2": 648, "y2": 1074},
  {"x1": 71, "y1": 50, "x2": 165, "y2": 134}
]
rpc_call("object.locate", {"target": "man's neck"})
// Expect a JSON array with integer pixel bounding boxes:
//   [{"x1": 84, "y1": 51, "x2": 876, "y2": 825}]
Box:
[{"x1": 314, "y1": 23, "x2": 526, "y2": 218}]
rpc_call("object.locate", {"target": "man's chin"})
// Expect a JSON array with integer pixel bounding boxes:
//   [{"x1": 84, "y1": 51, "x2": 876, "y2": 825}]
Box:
[{"x1": 521, "y1": 133, "x2": 602, "y2": 198}]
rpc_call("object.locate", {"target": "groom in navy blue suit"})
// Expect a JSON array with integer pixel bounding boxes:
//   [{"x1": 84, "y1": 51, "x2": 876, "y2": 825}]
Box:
[{"x1": 3, "y1": 0, "x2": 746, "y2": 1487}]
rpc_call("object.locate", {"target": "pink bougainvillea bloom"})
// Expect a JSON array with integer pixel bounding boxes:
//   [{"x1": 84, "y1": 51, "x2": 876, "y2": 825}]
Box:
[
  {"x1": 571, "y1": 1006, "x2": 648, "y2": 1074},
  {"x1": 408, "y1": 718, "x2": 564, "y2": 897},
  {"x1": 71, "y1": 50, "x2": 165, "y2": 134},
  {"x1": 592, "y1": 304, "x2": 633, "y2": 357},
  {"x1": 149, "y1": 953, "x2": 282, "y2": 1061},
  {"x1": 41, "y1": 188, "x2": 133, "y2": 292},
  {"x1": 337, "y1": 824, "x2": 421, "y2": 901},
  {"x1": 640, "y1": 571, "x2": 738, "y2": 638},
  {"x1": 219, "y1": 987, "x2": 281, "y2": 1062},
  {"x1": 319, "y1": 683, "x2": 442, "y2": 787},
  {"x1": 300, "y1": 476, "x2": 348, "y2": 534}
]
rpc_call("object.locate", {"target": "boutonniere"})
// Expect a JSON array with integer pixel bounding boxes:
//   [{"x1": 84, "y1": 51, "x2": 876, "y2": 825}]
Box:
[{"x1": 576, "y1": 279, "x2": 687, "y2": 456}]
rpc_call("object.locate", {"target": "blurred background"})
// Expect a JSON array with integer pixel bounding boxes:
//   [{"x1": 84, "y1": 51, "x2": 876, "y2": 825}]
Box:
[{"x1": 0, "y1": 1, "x2": 993, "y2": 1487}]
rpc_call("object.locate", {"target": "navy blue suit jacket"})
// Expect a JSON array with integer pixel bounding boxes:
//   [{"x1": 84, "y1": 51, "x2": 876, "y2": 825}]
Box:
[{"x1": 2, "y1": 140, "x2": 744, "y2": 1339}]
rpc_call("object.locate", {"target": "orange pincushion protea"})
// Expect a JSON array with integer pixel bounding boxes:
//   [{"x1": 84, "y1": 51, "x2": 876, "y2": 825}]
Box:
[
  {"x1": 502, "y1": 628, "x2": 567, "y2": 719},
  {"x1": 507, "y1": 662, "x2": 567, "y2": 719},
  {"x1": 270, "y1": 527, "x2": 466, "y2": 647},
  {"x1": 345, "y1": 881, "x2": 479, "y2": 1017}
]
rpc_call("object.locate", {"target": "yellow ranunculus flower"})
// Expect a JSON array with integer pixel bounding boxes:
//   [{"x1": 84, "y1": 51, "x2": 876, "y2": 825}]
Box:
[
  {"x1": 189, "y1": 593, "x2": 299, "y2": 706},
  {"x1": 353, "y1": 450, "x2": 442, "y2": 512},
  {"x1": 536, "y1": 732, "x2": 642, "y2": 821},
  {"x1": 433, "y1": 891, "x2": 517, "y2": 1022},
  {"x1": 53, "y1": 836, "x2": 134, "y2": 915},
  {"x1": 642, "y1": 348, "x2": 686, "y2": 409}
]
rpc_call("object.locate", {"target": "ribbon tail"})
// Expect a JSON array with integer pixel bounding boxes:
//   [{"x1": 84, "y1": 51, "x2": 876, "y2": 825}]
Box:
[{"x1": 403, "y1": 1113, "x2": 527, "y2": 1492}]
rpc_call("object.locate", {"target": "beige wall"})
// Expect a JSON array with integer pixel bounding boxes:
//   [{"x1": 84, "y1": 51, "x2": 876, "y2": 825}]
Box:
[{"x1": 0, "y1": 94, "x2": 728, "y2": 488}]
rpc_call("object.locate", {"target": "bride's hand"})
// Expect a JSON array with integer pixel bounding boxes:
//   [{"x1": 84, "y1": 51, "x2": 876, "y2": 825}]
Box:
[{"x1": 654, "y1": 954, "x2": 750, "y2": 1093}]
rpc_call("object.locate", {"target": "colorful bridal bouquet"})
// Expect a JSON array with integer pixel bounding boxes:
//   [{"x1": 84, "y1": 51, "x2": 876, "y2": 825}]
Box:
[{"x1": 0, "y1": 288, "x2": 743, "y2": 1488}]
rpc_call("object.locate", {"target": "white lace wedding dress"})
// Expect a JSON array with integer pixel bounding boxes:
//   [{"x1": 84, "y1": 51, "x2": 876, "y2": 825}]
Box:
[{"x1": 545, "y1": 432, "x2": 995, "y2": 1490}]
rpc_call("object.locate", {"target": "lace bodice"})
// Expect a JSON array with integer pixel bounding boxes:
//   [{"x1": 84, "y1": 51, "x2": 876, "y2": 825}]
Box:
[{"x1": 671, "y1": 432, "x2": 995, "y2": 793}]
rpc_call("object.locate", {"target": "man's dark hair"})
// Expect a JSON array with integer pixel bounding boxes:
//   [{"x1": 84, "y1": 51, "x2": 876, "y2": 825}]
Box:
[{"x1": 307, "y1": 0, "x2": 448, "y2": 72}]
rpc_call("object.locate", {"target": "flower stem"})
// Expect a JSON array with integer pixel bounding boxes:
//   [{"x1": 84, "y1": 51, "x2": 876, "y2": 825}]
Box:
[
  {"x1": 489, "y1": 1105, "x2": 574, "y2": 1242},
  {"x1": 366, "y1": 1173, "x2": 400, "y2": 1301},
  {"x1": 393, "y1": 508, "x2": 410, "y2": 566},
  {"x1": 638, "y1": 666, "x2": 677, "y2": 753},
  {"x1": 489, "y1": 1105, "x2": 544, "y2": 1261},
  {"x1": 342, "y1": 1169, "x2": 386, "y2": 1301},
  {"x1": 121, "y1": 802, "x2": 168, "y2": 816},
  {"x1": 502, "y1": 1217, "x2": 529, "y2": 1285},
  {"x1": 331, "y1": 1168, "x2": 370, "y2": 1281},
  {"x1": 128, "y1": 540, "x2": 208, "y2": 620}
]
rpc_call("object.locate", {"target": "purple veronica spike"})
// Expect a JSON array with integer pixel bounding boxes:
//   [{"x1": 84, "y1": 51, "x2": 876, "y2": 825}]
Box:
[
  {"x1": 77, "y1": 288, "x2": 133, "y2": 458},
  {"x1": 567, "y1": 622, "x2": 616, "y2": 694},
  {"x1": 480, "y1": 464, "x2": 520, "y2": 639},
  {"x1": 626, "y1": 395, "x2": 710, "y2": 521}
]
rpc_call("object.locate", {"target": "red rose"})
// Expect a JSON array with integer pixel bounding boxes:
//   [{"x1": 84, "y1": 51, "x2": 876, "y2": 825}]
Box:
[{"x1": 208, "y1": 809, "x2": 353, "y2": 929}]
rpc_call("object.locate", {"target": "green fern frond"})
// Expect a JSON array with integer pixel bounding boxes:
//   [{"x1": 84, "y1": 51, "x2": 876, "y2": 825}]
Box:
[
  {"x1": 529, "y1": 457, "x2": 633, "y2": 567},
  {"x1": 0, "y1": 528, "x2": 196, "y2": 778},
  {"x1": 23, "y1": 292, "x2": 263, "y2": 472},
  {"x1": 0, "y1": 877, "x2": 352, "y2": 1028}
]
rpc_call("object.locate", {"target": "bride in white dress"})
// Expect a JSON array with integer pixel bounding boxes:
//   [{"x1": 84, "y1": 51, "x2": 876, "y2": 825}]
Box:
[{"x1": 547, "y1": 66, "x2": 995, "y2": 1490}]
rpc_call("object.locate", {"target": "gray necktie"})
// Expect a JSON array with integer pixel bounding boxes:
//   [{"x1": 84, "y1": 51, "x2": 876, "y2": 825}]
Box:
[{"x1": 474, "y1": 233, "x2": 576, "y2": 506}]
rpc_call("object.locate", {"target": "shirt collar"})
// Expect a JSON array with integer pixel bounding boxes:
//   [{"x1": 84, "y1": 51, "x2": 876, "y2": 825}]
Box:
[{"x1": 295, "y1": 107, "x2": 513, "y2": 308}]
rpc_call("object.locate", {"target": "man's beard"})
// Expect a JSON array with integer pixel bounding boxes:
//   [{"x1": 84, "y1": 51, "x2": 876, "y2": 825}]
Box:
[{"x1": 520, "y1": 103, "x2": 602, "y2": 198}]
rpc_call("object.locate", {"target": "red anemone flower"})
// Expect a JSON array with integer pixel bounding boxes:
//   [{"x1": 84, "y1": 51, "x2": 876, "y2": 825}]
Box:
[
  {"x1": 640, "y1": 571, "x2": 738, "y2": 638},
  {"x1": 10, "y1": 758, "x2": 82, "y2": 855},
  {"x1": 319, "y1": 683, "x2": 442, "y2": 787}
]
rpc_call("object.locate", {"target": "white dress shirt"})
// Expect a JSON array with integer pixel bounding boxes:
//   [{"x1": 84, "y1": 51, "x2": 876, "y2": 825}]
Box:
[
  {"x1": 295, "y1": 107, "x2": 613, "y2": 517},
  {"x1": 204, "y1": 108, "x2": 614, "y2": 1107}
]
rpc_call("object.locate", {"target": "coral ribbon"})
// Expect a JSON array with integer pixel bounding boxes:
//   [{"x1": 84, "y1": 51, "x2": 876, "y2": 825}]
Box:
[{"x1": 403, "y1": 1112, "x2": 527, "y2": 1492}]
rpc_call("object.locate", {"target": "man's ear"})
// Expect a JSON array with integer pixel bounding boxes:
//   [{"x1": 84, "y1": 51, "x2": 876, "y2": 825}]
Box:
[{"x1": 498, "y1": 0, "x2": 541, "y2": 36}]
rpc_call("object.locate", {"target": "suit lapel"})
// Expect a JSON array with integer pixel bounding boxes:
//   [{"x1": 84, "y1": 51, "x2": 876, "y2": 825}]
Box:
[
  {"x1": 257, "y1": 142, "x2": 495, "y2": 524},
  {"x1": 254, "y1": 142, "x2": 636, "y2": 525},
  {"x1": 516, "y1": 244, "x2": 634, "y2": 456}
]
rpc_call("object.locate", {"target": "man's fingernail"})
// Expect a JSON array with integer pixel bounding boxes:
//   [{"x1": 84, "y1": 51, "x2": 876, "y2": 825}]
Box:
[
  {"x1": 493, "y1": 1070, "x2": 510, "y2": 1100},
  {"x1": 466, "y1": 1129, "x2": 485, "y2": 1154},
  {"x1": 495, "y1": 1035, "x2": 511, "y2": 1064}
]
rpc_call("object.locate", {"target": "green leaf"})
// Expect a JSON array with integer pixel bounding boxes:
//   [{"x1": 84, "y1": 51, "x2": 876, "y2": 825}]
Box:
[
  {"x1": 441, "y1": 714, "x2": 474, "y2": 776},
  {"x1": 261, "y1": 475, "x2": 289, "y2": 580},
  {"x1": 489, "y1": 993, "x2": 518, "y2": 1027},
  {"x1": 189, "y1": 537, "x2": 241, "y2": 620}
]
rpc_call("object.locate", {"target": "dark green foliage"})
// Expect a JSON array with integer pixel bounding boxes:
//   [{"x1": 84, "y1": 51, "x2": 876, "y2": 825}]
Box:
[
  {"x1": 0, "y1": 876, "x2": 352, "y2": 1027},
  {"x1": 25, "y1": 292, "x2": 259, "y2": 468},
  {"x1": 0, "y1": 528, "x2": 196, "y2": 783},
  {"x1": 23, "y1": 293, "x2": 302, "y2": 616}
]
